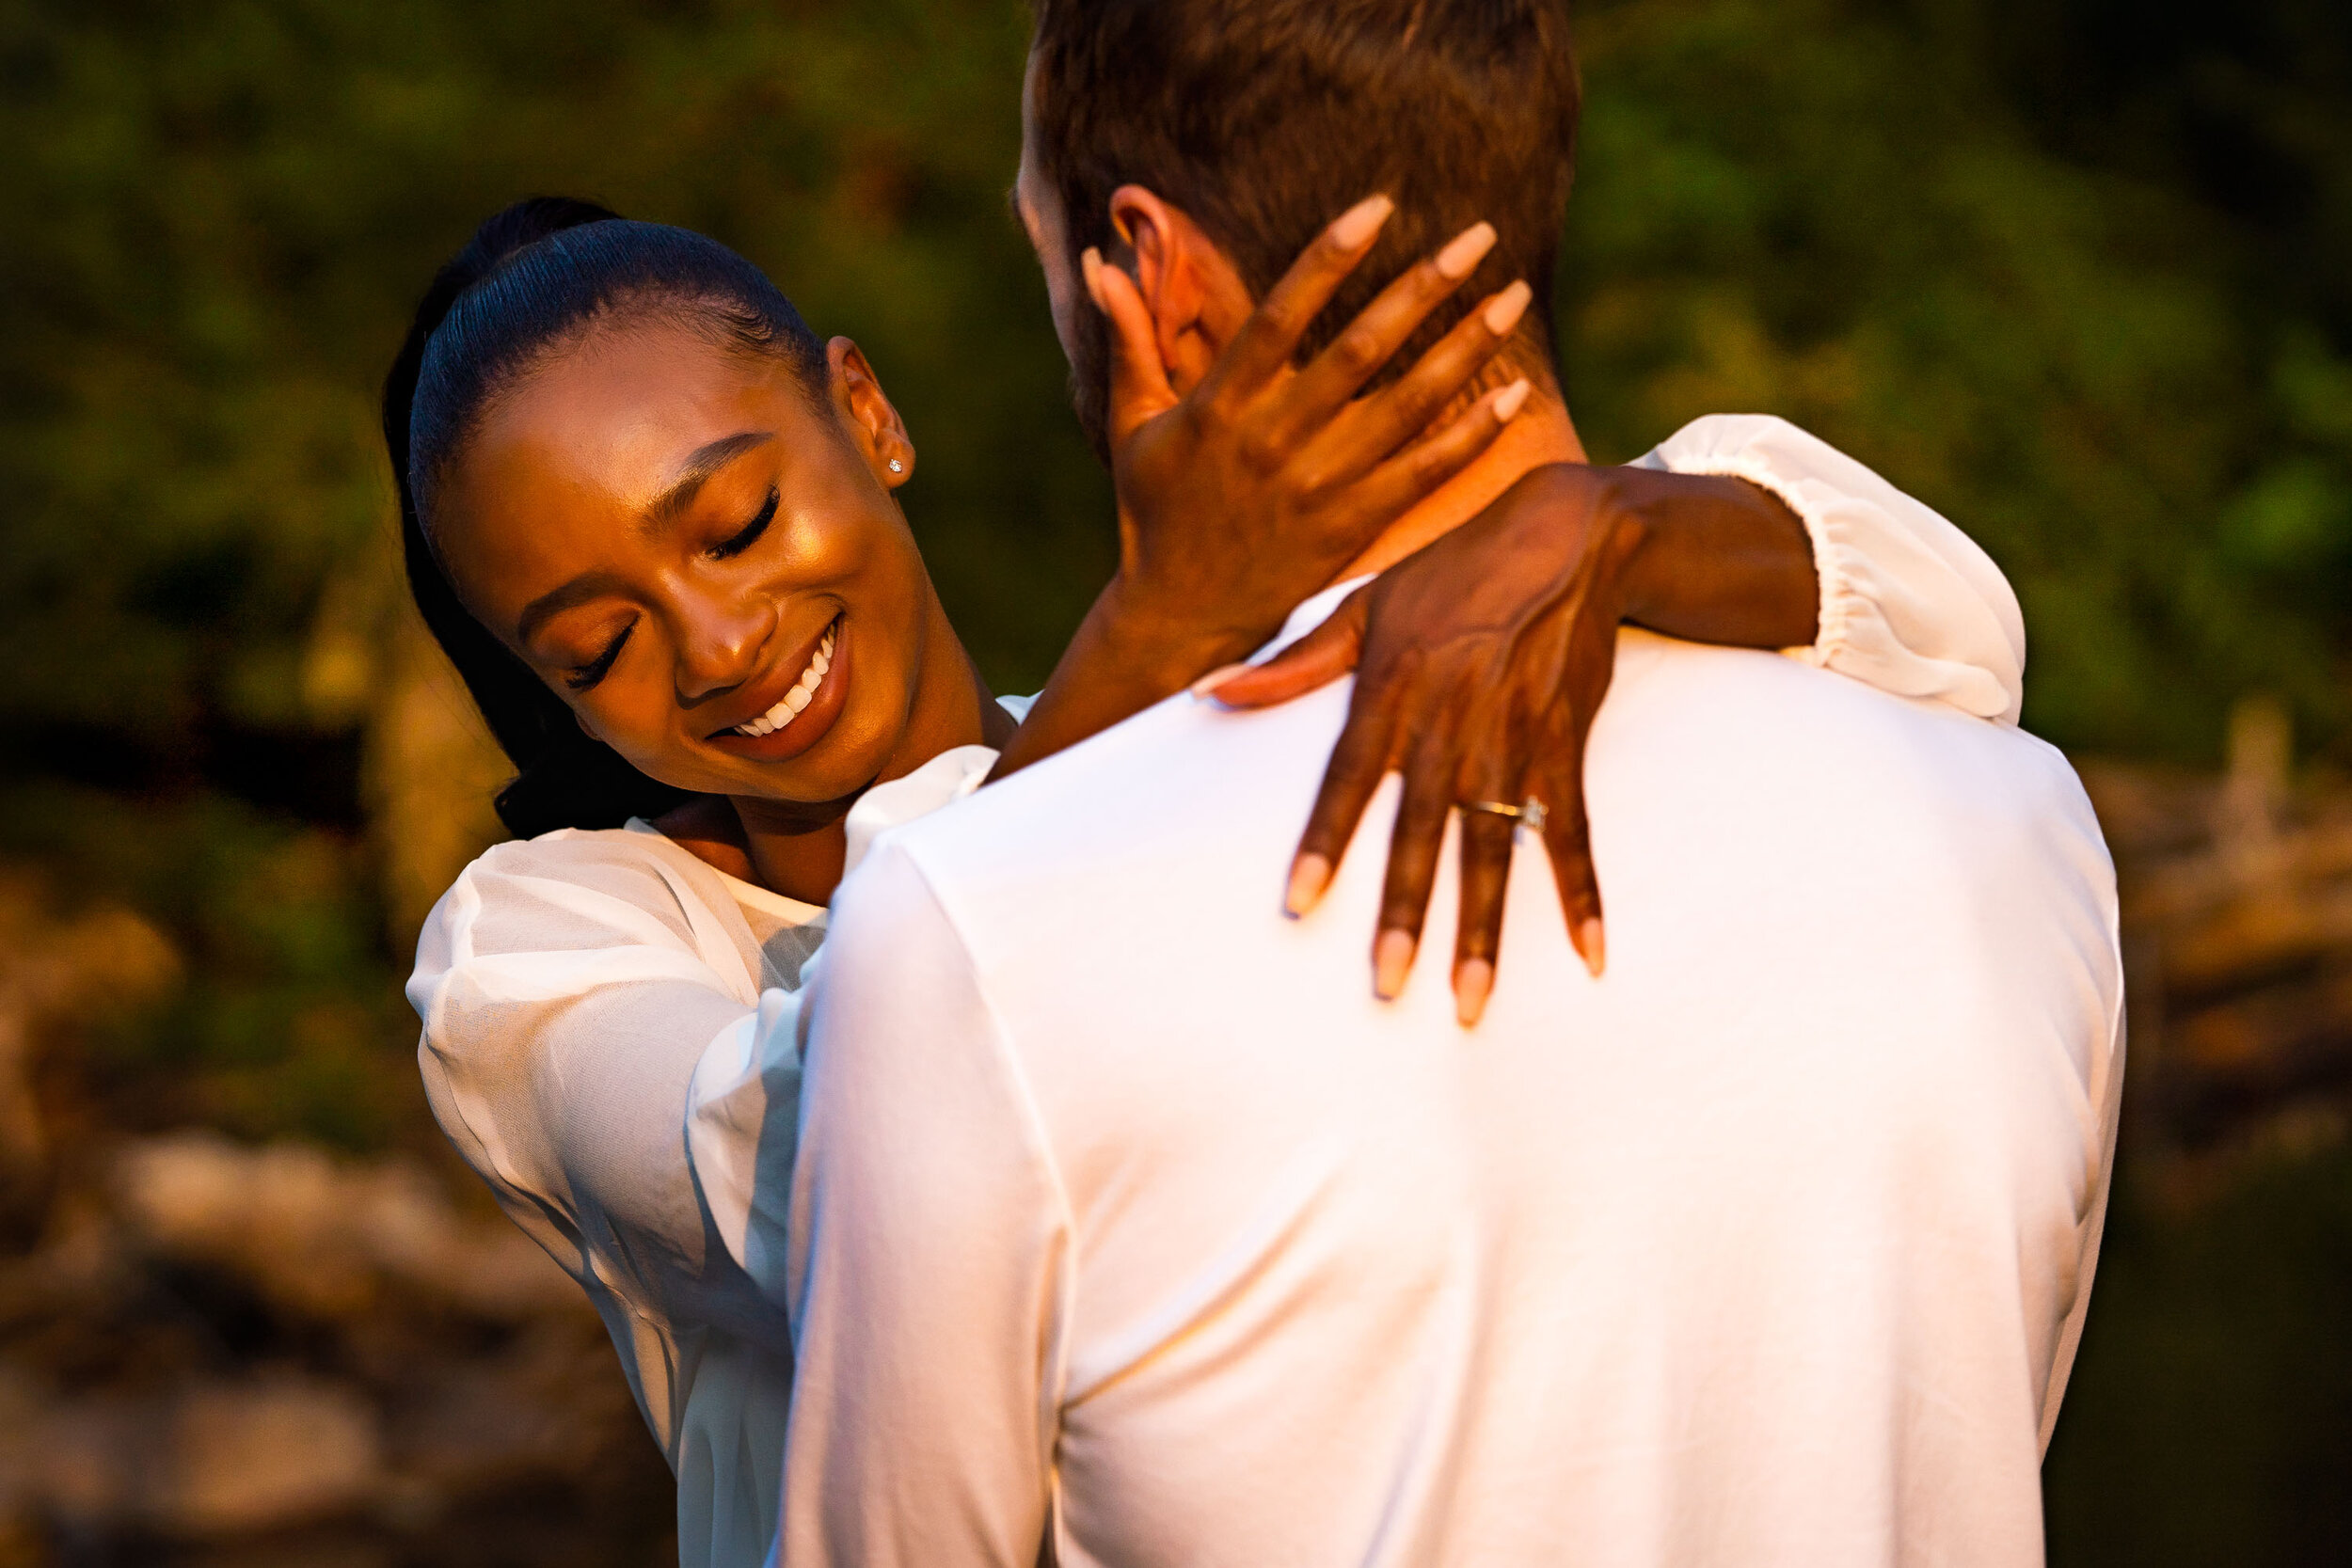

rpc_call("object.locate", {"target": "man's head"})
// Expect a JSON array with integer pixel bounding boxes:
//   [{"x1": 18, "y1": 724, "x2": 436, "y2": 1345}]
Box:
[{"x1": 1018, "y1": 0, "x2": 1580, "y2": 453}]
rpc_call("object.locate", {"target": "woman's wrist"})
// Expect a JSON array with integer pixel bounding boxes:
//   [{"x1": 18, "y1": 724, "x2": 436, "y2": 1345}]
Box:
[
  {"x1": 987, "y1": 573, "x2": 1268, "y2": 783},
  {"x1": 1089, "y1": 570, "x2": 1271, "y2": 698},
  {"x1": 1601, "y1": 467, "x2": 1819, "y2": 651}
]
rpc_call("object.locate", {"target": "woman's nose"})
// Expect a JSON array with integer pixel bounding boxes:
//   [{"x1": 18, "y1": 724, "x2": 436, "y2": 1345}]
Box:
[{"x1": 674, "y1": 588, "x2": 773, "y2": 703}]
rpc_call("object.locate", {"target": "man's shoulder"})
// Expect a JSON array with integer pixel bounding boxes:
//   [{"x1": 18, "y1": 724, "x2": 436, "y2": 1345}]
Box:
[
  {"x1": 878, "y1": 677, "x2": 1347, "y2": 902},
  {"x1": 871, "y1": 629, "x2": 2107, "y2": 971},
  {"x1": 1603, "y1": 630, "x2": 2102, "y2": 856},
  {"x1": 1613, "y1": 630, "x2": 2075, "y2": 784}
]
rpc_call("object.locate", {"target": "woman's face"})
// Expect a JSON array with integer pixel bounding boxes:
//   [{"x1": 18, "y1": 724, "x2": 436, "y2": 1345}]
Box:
[{"x1": 430, "y1": 318, "x2": 942, "y2": 809}]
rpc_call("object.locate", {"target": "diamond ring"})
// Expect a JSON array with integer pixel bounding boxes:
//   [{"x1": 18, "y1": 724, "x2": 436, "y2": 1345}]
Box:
[{"x1": 1463, "y1": 797, "x2": 1547, "y2": 835}]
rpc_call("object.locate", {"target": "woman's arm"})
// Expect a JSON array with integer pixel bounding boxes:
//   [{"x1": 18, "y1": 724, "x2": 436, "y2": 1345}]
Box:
[
  {"x1": 409, "y1": 837, "x2": 796, "y2": 1373},
  {"x1": 1636, "y1": 414, "x2": 2025, "y2": 724}
]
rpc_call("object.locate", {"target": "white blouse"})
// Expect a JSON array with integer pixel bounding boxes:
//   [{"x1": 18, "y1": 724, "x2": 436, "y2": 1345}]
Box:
[{"x1": 406, "y1": 414, "x2": 2026, "y2": 1568}]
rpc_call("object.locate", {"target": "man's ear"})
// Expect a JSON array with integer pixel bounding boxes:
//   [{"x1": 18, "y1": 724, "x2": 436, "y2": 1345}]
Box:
[
  {"x1": 1105, "y1": 184, "x2": 1255, "y2": 397},
  {"x1": 827, "y1": 337, "x2": 916, "y2": 489}
]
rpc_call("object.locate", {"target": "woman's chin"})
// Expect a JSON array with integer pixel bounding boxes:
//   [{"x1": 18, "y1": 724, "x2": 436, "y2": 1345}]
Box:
[{"x1": 701, "y1": 718, "x2": 903, "y2": 812}]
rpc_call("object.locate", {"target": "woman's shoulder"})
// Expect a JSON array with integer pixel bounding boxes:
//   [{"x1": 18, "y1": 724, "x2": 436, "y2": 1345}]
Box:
[
  {"x1": 458, "y1": 820, "x2": 676, "y2": 881},
  {"x1": 424, "y1": 821, "x2": 752, "y2": 968},
  {"x1": 449, "y1": 822, "x2": 688, "y2": 908}
]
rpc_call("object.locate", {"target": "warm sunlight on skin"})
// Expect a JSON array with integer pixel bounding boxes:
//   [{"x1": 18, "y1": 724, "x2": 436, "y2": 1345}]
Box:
[{"x1": 428, "y1": 317, "x2": 1010, "y2": 899}]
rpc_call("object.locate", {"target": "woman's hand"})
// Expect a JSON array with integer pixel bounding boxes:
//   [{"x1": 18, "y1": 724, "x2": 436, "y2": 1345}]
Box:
[
  {"x1": 990, "y1": 196, "x2": 1536, "y2": 779},
  {"x1": 1205, "y1": 462, "x2": 1819, "y2": 1023}
]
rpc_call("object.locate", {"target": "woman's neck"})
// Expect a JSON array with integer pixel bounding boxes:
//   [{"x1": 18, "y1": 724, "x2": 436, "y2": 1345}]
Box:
[{"x1": 663, "y1": 589, "x2": 1011, "y2": 905}]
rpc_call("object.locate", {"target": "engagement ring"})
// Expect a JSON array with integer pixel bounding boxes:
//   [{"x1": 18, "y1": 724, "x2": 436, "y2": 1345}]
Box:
[{"x1": 1464, "y1": 797, "x2": 1547, "y2": 835}]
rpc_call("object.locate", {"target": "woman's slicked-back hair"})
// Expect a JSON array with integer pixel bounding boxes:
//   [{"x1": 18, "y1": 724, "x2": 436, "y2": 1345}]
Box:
[{"x1": 380, "y1": 198, "x2": 829, "y2": 839}]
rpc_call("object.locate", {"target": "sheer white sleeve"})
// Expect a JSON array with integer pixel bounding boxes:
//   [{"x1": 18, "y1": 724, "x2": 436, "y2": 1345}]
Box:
[
  {"x1": 1639, "y1": 414, "x2": 2027, "y2": 724},
  {"x1": 406, "y1": 829, "x2": 792, "y2": 1451}
]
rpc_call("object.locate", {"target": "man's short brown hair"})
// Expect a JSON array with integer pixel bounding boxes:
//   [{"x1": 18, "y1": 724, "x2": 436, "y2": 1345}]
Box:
[{"x1": 1029, "y1": 0, "x2": 1580, "y2": 409}]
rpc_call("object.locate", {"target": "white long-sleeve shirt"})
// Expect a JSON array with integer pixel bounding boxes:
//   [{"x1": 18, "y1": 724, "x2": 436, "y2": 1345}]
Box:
[
  {"x1": 406, "y1": 416, "x2": 2039, "y2": 1568},
  {"x1": 777, "y1": 474, "x2": 2117, "y2": 1564}
]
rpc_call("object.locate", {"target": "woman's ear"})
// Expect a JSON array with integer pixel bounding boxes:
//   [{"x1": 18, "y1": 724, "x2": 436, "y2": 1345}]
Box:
[
  {"x1": 827, "y1": 337, "x2": 916, "y2": 488},
  {"x1": 1105, "y1": 184, "x2": 1254, "y2": 397}
]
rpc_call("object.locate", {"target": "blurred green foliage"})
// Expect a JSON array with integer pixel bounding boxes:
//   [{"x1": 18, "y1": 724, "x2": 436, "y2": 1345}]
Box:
[
  {"x1": 2, "y1": 0, "x2": 2344, "y2": 782},
  {"x1": 0, "y1": 1, "x2": 2345, "y2": 1560},
  {"x1": 1563, "y1": 0, "x2": 2352, "y2": 758}
]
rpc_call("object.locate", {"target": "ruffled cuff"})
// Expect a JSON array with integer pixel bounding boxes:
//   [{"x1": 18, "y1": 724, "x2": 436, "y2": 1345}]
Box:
[{"x1": 1637, "y1": 414, "x2": 2026, "y2": 725}]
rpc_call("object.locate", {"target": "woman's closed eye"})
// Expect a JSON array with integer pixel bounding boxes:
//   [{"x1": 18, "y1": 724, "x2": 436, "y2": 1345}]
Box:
[
  {"x1": 710, "y1": 487, "x2": 780, "y2": 560},
  {"x1": 565, "y1": 619, "x2": 636, "y2": 692}
]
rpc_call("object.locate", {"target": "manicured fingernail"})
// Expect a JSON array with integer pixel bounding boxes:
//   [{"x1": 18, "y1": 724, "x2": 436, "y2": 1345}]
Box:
[
  {"x1": 1284, "y1": 854, "x2": 1332, "y2": 918},
  {"x1": 1434, "y1": 221, "x2": 1498, "y2": 280},
  {"x1": 1492, "y1": 377, "x2": 1533, "y2": 421},
  {"x1": 1374, "y1": 928, "x2": 1416, "y2": 1000},
  {"x1": 1081, "y1": 247, "x2": 1106, "y2": 309},
  {"x1": 1190, "y1": 662, "x2": 1251, "y2": 701},
  {"x1": 1575, "y1": 917, "x2": 1607, "y2": 978},
  {"x1": 1484, "y1": 278, "x2": 1533, "y2": 336},
  {"x1": 1454, "y1": 958, "x2": 1494, "y2": 1027},
  {"x1": 1331, "y1": 194, "x2": 1396, "y2": 250}
]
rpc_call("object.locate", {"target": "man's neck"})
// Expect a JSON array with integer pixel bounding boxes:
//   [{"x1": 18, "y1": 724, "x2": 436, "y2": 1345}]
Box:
[{"x1": 1333, "y1": 398, "x2": 1585, "y2": 583}]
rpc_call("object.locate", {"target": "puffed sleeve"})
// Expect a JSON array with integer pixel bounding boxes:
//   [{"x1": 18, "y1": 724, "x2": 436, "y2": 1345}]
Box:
[
  {"x1": 407, "y1": 830, "x2": 788, "y2": 1451},
  {"x1": 1638, "y1": 414, "x2": 2027, "y2": 724}
]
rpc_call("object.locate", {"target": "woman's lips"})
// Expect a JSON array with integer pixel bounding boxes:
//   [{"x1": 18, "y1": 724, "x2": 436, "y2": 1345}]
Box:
[
  {"x1": 708, "y1": 614, "x2": 851, "y2": 764},
  {"x1": 732, "y1": 620, "x2": 835, "y2": 737}
]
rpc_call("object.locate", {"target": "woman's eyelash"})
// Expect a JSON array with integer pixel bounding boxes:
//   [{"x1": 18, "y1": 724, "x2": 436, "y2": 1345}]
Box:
[
  {"x1": 562, "y1": 489, "x2": 770, "y2": 693},
  {"x1": 565, "y1": 621, "x2": 635, "y2": 692},
  {"x1": 711, "y1": 488, "x2": 779, "y2": 560}
]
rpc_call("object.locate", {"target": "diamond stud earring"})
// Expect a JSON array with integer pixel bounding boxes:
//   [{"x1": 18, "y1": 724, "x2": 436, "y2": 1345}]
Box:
[{"x1": 887, "y1": 458, "x2": 904, "y2": 473}]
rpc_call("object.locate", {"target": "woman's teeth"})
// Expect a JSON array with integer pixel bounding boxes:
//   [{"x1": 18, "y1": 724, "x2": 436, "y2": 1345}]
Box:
[{"x1": 732, "y1": 626, "x2": 835, "y2": 738}]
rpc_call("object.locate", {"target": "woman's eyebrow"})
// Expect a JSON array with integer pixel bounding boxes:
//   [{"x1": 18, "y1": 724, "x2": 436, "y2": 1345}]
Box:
[
  {"x1": 644, "y1": 431, "x2": 774, "y2": 529},
  {"x1": 516, "y1": 571, "x2": 628, "y2": 647}
]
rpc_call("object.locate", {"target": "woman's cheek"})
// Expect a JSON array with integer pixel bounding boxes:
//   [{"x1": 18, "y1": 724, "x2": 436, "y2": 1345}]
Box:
[{"x1": 584, "y1": 683, "x2": 719, "y2": 792}]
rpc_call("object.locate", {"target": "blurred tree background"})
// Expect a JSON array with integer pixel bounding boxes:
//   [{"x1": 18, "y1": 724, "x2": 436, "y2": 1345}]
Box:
[{"x1": 0, "y1": 0, "x2": 2344, "y2": 1562}]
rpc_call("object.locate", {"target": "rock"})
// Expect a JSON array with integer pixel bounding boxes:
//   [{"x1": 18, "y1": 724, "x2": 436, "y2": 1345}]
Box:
[
  {"x1": 114, "y1": 1132, "x2": 580, "y2": 1323},
  {"x1": 151, "y1": 1377, "x2": 385, "y2": 1537},
  {"x1": 0, "y1": 880, "x2": 181, "y2": 1188},
  {"x1": 8, "y1": 1374, "x2": 380, "y2": 1540}
]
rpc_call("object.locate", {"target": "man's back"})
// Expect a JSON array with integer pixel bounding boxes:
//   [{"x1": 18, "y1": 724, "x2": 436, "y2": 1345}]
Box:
[{"x1": 782, "y1": 592, "x2": 2123, "y2": 1568}]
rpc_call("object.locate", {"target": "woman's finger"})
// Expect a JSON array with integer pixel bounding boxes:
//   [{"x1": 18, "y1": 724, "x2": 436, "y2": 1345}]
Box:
[
  {"x1": 1089, "y1": 249, "x2": 1180, "y2": 450},
  {"x1": 1534, "y1": 761, "x2": 1606, "y2": 978},
  {"x1": 1314, "y1": 279, "x2": 1532, "y2": 480},
  {"x1": 1197, "y1": 585, "x2": 1371, "y2": 708},
  {"x1": 1335, "y1": 377, "x2": 1532, "y2": 528},
  {"x1": 1372, "y1": 738, "x2": 1456, "y2": 1001},
  {"x1": 1259, "y1": 221, "x2": 1500, "y2": 455},
  {"x1": 1201, "y1": 194, "x2": 1395, "y2": 404},
  {"x1": 1282, "y1": 670, "x2": 1399, "y2": 920},
  {"x1": 1451, "y1": 795, "x2": 1519, "y2": 1027}
]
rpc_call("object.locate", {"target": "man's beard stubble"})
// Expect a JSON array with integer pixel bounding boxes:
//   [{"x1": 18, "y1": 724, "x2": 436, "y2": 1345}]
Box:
[{"x1": 1065, "y1": 274, "x2": 1114, "y2": 467}]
